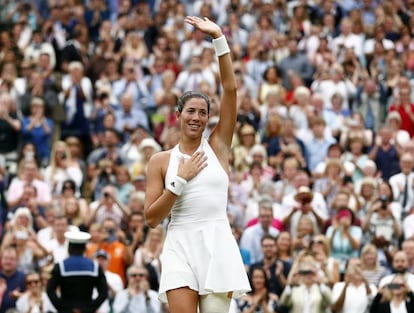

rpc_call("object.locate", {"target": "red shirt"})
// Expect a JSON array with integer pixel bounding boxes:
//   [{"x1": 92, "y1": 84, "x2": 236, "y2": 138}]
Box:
[{"x1": 389, "y1": 104, "x2": 414, "y2": 137}]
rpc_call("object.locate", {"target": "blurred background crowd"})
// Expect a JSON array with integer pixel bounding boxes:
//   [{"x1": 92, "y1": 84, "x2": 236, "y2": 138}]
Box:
[{"x1": 1, "y1": 0, "x2": 414, "y2": 312}]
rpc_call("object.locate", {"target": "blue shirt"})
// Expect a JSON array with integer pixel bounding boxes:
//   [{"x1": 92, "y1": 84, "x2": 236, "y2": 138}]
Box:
[
  {"x1": 306, "y1": 137, "x2": 336, "y2": 171},
  {"x1": 21, "y1": 117, "x2": 54, "y2": 163},
  {"x1": 0, "y1": 270, "x2": 26, "y2": 313}
]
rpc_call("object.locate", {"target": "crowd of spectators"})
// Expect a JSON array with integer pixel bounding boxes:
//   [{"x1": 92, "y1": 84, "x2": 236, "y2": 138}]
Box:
[{"x1": 1, "y1": 0, "x2": 414, "y2": 312}]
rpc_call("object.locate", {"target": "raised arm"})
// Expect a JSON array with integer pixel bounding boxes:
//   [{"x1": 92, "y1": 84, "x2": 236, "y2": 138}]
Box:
[{"x1": 185, "y1": 16, "x2": 237, "y2": 148}]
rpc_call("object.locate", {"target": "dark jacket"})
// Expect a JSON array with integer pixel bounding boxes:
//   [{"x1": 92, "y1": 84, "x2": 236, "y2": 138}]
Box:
[
  {"x1": 370, "y1": 291, "x2": 414, "y2": 313},
  {"x1": 47, "y1": 255, "x2": 108, "y2": 313}
]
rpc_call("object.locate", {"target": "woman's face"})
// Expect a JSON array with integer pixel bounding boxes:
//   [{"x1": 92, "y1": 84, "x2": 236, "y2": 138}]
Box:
[
  {"x1": 379, "y1": 183, "x2": 391, "y2": 197},
  {"x1": 326, "y1": 165, "x2": 340, "y2": 177},
  {"x1": 116, "y1": 171, "x2": 129, "y2": 184},
  {"x1": 55, "y1": 146, "x2": 66, "y2": 163},
  {"x1": 65, "y1": 198, "x2": 78, "y2": 214},
  {"x1": 26, "y1": 273, "x2": 42, "y2": 291},
  {"x1": 363, "y1": 249, "x2": 376, "y2": 265},
  {"x1": 361, "y1": 185, "x2": 374, "y2": 198},
  {"x1": 16, "y1": 215, "x2": 30, "y2": 228},
  {"x1": 30, "y1": 104, "x2": 44, "y2": 116},
  {"x1": 149, "y1": 229, "x2": 163, "y2": 245},
  {"x1": 311, "y1": 237, "x2": 325, "y2": 254},
  {"x1": 277, "y1": 232, "x2": 291, "y2": 252},
  {"x1": 240, "y1": 133, "x2": 255, "y2": 146},
  {"x1": 252, "y1": 269, "x2": 266, "y2": 289},
  {"x1": 350, "y1": 141, "x2": 363, "y2": 154},
  {"x1": 178, "y1": 98, "x2": 209, "y2": 139},
  {"x1": 266, "y1": 68, "x2": 278, "y2": 82}
]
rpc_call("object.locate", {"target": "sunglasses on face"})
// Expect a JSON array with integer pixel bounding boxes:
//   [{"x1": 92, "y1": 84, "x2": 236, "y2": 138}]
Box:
[
  {"x1": 129, "y1": 273, "x2": 145, "y2": 278},
  {"x1": 27, "y1": 279, "x2": 40, "y2": 285}
]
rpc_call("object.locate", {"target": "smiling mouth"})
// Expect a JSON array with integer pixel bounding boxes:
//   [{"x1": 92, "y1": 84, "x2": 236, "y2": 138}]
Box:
[{"x1": 188, "y1": 123, "x2": 201, "y2": 130}]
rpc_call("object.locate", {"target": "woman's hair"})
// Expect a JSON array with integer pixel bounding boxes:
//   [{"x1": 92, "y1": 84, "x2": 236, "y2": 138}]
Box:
[
  {"x1": 380, "y1": 180, "x2": 395, "y2": 202},
  {"x1": 143, "y1": 225, "x2": 165, "y2": 249},
  {"x1": 48, "y1": 141, "x2": 72, "y2": 182},
  {"x1": 310, "y1": 234, "x2": 331, "y2": 256},
  {"x1": 360, "y1": 243, "x2": 380, "y2": 270},
  {"x1": 114, "y1": 165, "x2": 131, "y2": 180},
  {"x1": 264, "y1": 114, "x2": 282, "y2": 138},
  {"x1": 176, "y1": 91, "x2": 210, "y2": 113},
  {"x1": 249, "y1": 267, "x2": 270, "y2": 294},
  {"x1": 62, "y1": 179, "x2": 76, "y2": 192},
  {"x1": 25, "y1": 271, "x2": 41, "y2": 284},
  {"x1": 262, "y1": 65, "x2": 280, "y2": 81},
  {"x1": 297, "y1": 215, "x2": 316, "y2": 236},
  {"x1": 276, "y1": 231, "x2": 293, "y2": 258},
  {"x1": 62, "y1": 197, "x2": 81, "y2": 218}
]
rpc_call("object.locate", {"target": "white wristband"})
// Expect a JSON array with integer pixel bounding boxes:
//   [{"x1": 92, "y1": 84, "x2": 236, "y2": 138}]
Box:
[
  {"x1": 166, "y1": 175, "x2": 187, "y2": 196},
  {"x1": 212, "y1": 35, "x2": 230, "y2": 57}
]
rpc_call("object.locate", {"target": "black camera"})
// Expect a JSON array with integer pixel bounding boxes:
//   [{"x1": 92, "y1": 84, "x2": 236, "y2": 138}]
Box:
[
  {"x1": 298, "y1": 269, "x2": 314, "y2": 276},
  {"x1": 103, "y1": 192, "x2": 110, "y2": 199},
  {"x1": 388, "y1": 283, "x2": 402, "y2": 290}
]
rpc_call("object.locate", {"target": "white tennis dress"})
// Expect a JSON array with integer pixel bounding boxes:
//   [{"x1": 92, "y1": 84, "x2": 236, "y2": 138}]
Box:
[{"x1": 159, "y1": 139, "x2": 251, "y2": 302}]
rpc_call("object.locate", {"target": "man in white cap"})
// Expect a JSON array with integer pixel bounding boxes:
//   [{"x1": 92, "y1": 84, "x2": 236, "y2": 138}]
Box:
[{"x1": 47, "y1": 231, "x2": 108, "y2": 313}]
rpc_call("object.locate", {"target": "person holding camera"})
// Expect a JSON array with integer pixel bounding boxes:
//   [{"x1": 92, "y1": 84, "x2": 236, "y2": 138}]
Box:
[
  {"x1": 331, "y1": 258, "x2": 377, "y2": 313},
  {"x1": 86, "y1": 217, "x2": 133, "y2": 285},
  {"x1": 362, "y1": 196, "x2": 402, "y2": 266},
  {"x1": 43, "y1": 141, "x2": 83, "y2": 197},
  {"x1": 88, "y1": 185, "x2": 130, "y2": 227},
  {"x1": 281, "y1": 255, "x2": 332, "y2": 313},
  {"x1": 281, "y1": 185, "x2": 328, "y2": 238},
  {"x1": 370, "y1": 273, "x2": 414, "y2": 313},
  {"x1": 112, "y1": 265, "x2": 161, "y2": 313}
]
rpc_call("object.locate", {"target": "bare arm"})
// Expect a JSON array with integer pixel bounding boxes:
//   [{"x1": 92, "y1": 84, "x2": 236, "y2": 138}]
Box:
[
  {"x1": 185, "y1": 16, "x2": 237, "y2": 151},
  {"x1": 144, "y1": 153, "x2": 176, "y2": 228}
]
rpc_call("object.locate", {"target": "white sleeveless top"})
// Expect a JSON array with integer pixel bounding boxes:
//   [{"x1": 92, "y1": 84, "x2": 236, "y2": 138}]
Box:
[
  {"x1": 165, "y1": 139, "x2": 229, "y2": 224},
  {"x1": 158, "y1": 139, "x2": 251, "y2": 302}
]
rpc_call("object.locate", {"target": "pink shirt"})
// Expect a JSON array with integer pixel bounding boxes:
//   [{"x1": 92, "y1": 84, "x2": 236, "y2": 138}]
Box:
[{"x1": 7, "y1": 178, "x2": 52, "y2": 204}]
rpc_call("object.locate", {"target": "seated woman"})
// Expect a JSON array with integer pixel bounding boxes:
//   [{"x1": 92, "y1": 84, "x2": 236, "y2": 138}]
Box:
[
  {"x1": 326, "y1": 207, "x2": 363, "y2": 274},
  {"x1": 237, "y1": 267, "x2": 281, "y2": 313},
  {"x1": 275, "y1": 231, "x2": 294, "y2": 266},
  {"x1": 1, "y1": 222, "x2": 49, "y2": 274},
  {"x1": 292, "y1": 215, "x2": 317, "y2": 256},
  {"x1": 281, "y1": 255, "x2": 332, "y2": 312},
  {"x1": 62, "y1": 196, "x2": 88, "y2": 231},
  {"x1": 362, "y1": 196, "x2": 402, "y2": 268},
  {"x1": 16, "y1": 271, "x2": 56, "y2": 313},
  {"x1": 370, "y1": 273, "x2": 414, "y2": 313},
  {"x1": 360, "y1": 243, "x2": 389, "y2": 287},
  {"x1": 133, "y1": 225, "x2": 164, "y2": 279},
  {"x1": 332, "y1": 259, "x2": 377, "y2": 313},
  {"x1": 43, "y1": 141, "x2": 83, "y2": 197},
  {"x1": 309, "y1": 234, "x2": 340, "y2": 287}
]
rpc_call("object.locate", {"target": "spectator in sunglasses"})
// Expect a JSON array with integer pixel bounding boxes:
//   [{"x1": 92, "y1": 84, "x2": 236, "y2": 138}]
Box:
[
  {"x1": 112, "y1": 265, "x2": 161, "y2": 313},
  {"x1": 15, "y1": 271, "x2": 56, "y2": 313}
]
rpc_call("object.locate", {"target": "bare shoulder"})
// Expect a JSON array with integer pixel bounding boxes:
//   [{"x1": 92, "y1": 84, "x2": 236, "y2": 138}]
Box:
[{"x1": 148, "y1": 150, "x2": 171, "y2": 173}]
